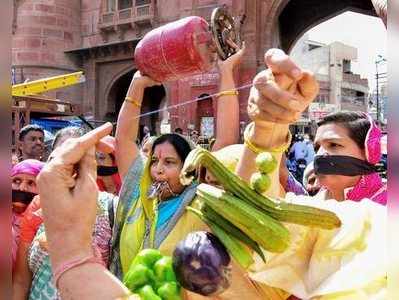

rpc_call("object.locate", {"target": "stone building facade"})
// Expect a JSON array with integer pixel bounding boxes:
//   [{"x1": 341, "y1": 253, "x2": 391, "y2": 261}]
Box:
[{"x1": 12, "y1": 0, "x2": 377, "y2": 138}]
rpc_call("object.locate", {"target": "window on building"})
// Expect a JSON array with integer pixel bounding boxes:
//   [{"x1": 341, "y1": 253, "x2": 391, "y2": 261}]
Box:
[
  {"x1": 118, "y1": 0, "x2": 132, "y2": 10},
  {"x1": 135, "y1": 0, "x2": 150, "y2": 6},
  {"x1": 105, "y1": 0, "x2": 115, "y2": 12},
  {"x1": 356, "y1": 91, "x2": 365, "y2": 104},
  {"x1": 317, "y1": 94, "x2": 328, "y2": 104},
  {"x1": 343, "y1": 59, "x2": 352, "y2": 74}
]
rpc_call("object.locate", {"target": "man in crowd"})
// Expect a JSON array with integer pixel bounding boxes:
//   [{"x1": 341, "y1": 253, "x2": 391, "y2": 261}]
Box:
[
  {"x1": 303, "y1": 133, "x2": 315, "y2": 165},
  {"x1": 18, "y1": 125, "x2": 45, "y2": 162},
  {"x1": 289, "y1": 135, "x2": 308, "y2": 162}
]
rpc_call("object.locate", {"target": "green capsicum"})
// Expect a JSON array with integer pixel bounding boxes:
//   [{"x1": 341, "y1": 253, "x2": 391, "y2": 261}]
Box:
[
  {"x1": 138, "y1": 285, "x2": 162, "y2": 300},
  {"x1": 157, "y1": 282, "x2": 181, "y2": 300},
  {"x1": 154, "y1": 256, "x2": 177, "y2": 283},
  {"x1": 123, "y1": 263, "x2": 156, "y2": 291},
  {"x1": 124, "y1": 249, "x2": 182, "y2": 300}
]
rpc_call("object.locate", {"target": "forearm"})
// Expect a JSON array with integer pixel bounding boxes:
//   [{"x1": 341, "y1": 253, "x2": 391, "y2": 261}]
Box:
[
  {"x1": 47, "y1": 233, "x2": 134, "y2": 300},
  {"x1": 57, "y1": 263, "x2": 133, "y2": 300},
  {"x1": 12, "y1": 282, "x2": 30, "y2": 300},
  {"x1": 115, "y1": 81, "x2": 143, "y2": 178},
  {"x1": 235, "y1": 123, "x2": 290, "y2": 198},
  {"x1": 213, "y1": 70, "x2": 240, "y2": 151},
  {"x1": 279, "y1": 154, "x2": 290, "y2": 190},
  {"x1": 12, "y1": 244, "x2": 32, "y2": 300}
]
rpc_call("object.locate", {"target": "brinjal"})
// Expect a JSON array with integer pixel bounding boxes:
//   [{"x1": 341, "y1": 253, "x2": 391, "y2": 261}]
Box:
[{"x1": 172, "y1": 231, "x2": 231, "y2": 296}]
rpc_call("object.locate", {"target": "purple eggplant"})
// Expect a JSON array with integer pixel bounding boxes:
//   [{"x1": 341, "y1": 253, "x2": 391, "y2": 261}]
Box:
[{"x1": 172, "y1": 231, "x2": 231, "y2": 296}]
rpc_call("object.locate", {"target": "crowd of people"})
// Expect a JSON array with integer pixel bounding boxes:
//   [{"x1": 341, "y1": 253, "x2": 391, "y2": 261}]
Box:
[{"x1": 11, "y1": 1, "x2": 387, "y2": 299}]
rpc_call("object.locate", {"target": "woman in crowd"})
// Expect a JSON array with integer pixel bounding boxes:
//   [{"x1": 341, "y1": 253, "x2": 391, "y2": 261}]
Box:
[
  {"x1": 12, "y1": 126, "x2": 115, "y2": 300},
  {"x1": 11, "y1": 159, "x2": 44, "y2": 263},
  {"x1": 96, "y1": 151, "x2": 122, "y2": 195},
  {"x1": 311, "y1": 111, "x2": 386, "y2": 204},
  {"x1": 110, "y1": 42, "x2": 245, "y2": 279},
  {"x1": 279, "y1": 111, "x2": 386, "y2": 204}
]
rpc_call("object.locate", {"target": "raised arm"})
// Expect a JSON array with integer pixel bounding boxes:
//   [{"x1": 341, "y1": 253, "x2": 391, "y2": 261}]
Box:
[
  {"x1": 115, "y1": 72, "x2": 160, "y2": 179},
  {"x1": 235, "y1": 49, "x2": 319, "y2": 198},
  {"x1": 212, "y1": 42, "x2": 246, "y2": 151}
]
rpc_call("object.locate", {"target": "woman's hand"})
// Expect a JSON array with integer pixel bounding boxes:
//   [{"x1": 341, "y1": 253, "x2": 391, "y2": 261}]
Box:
[
  {"x1": 129, "y1": 71, "x2": 161, "y2": 94},
  {"x1": 248, "y1": 48, "x2": 319, "y2": 128},
  {"x1": 217, "y1": 40, "x2": 246, "y2": 74},
  {"x1": 37, "y1": 123, "x2": 113, "y2": 268}
]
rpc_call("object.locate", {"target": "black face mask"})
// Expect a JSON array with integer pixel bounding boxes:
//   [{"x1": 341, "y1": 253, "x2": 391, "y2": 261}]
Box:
[
  {"x1": 12, "y1": 189, "x2": 37, "y2": 205},
  {"x1": 97, "y1": 166, "x2": 119, "y2": 177},
  {"x1": 314, "y1": 155, "x2": 377, "y2": 176}
]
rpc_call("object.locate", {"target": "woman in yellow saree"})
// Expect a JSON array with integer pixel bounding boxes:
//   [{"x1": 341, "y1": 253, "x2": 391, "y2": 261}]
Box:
[{"x1": 110, "y1": 43, "x2": 246, "y2": 280}]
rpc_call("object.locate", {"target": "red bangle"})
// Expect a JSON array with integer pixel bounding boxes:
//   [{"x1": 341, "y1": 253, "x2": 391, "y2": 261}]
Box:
[{"x1": 53, "y1": 248, "x2": 104, "y2": 289}]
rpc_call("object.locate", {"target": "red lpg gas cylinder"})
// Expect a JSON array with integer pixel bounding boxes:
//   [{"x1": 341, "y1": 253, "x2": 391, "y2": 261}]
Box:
[
  {"x1": 134, "y1": 7, "x2": 241, "y2": 82},
  {"x1": 134, "y1": 16, "x2": 215, "y2": 82}
]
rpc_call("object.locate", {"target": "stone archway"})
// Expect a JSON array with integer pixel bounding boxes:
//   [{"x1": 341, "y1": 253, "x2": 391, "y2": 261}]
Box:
[
  {"x1": 258, "y1": 0, "x2": 378, "y2": 56},
  {"x1": 278, "y1": 0, "x2": 377, "y2": 52}
]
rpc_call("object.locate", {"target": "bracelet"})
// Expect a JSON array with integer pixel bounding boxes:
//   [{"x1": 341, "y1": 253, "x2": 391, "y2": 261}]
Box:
[
  {"x1": 243, "y1": 122, "x2": 292, "y2": 154},
  {"x1": 53, "y1": 247, "x2": 104, "y2": 289},
  {"x1": 216, "y1": 89, "x2": 239, "y2": 98},
  {"x1": 125, "y1": 96, "x2": 141, "y2": 108}
]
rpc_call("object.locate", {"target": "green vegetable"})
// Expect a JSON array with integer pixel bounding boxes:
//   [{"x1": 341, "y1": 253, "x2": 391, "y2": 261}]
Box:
[
  {"x1": 186, "y1": 206, "x2": 254, "y2": 269},
  {"x1": 197, "y1": 184, "x2": 290, "y2": 253},
  {"x1": 133, "y1": 249, "x2": 163, "y2": 269},
  {"x1": 255, "y1": 152, "x2": 278, "y2": 174},
  {"x1": 180, "y1": 147, "x2": 341, "y2": 229},
  {"x1": 154, "y1": 256, "x2": 177, "y2": 283},
  {"x1": 157, "y1": 282, "x2": 181, "y2": 300},
  {"x1": 250, "y1": 172, "x2": 271, "y2": 194},
  {"x1": 202, "y1": 205, "x2": 266, "y2": 262},
  {"x1": 123, "y1": 264, "x2": 155, "y2": 291},
  {"x1": 123, "y1": 249, "x2": 182, "y2": 300},
  {"x1": 138, "y1": 285, "x2": 162, "y2": 300}
]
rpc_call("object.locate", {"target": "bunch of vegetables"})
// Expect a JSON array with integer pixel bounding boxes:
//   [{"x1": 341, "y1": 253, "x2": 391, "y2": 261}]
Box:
[
  {"x1": 179, "y1": 147, "x2": 342, "y2": 269},
  {"x1": 123, "y1": 249, "x2": 181, "y2": 300}
]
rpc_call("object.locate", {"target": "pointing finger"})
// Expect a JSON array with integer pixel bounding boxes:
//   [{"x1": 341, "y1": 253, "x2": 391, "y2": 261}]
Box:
[{"x1": 264, "y1": 48, "x2": 303, "y2": 80}]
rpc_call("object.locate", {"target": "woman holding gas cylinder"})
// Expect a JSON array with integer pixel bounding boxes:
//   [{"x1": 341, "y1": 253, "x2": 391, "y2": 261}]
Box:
[{"x1": 108, "y1": 41, "x2": 246, "y2": 279}]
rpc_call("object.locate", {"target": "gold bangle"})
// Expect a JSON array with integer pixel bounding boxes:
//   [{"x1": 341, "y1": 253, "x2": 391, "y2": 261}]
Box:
[
  {"x1": 216, "y1": 89, "x2": 239, "y2": 98},
  {"x1": 243, "y1": 122, "x2": 292, "y2": 154},
  {"x1": 125, "y1": 96, "x2": 141, "y2": 108}
]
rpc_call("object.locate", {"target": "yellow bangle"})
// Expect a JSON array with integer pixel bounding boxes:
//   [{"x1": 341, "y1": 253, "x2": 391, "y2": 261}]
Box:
[
  {"x1": 216, "y1": 89, "x2": 238, "y2": 98},
  {"x1": 243, "y1": 122, "x2": 292, "y2": 154},
  {"x1": 125, "y1": 96, "x2": 141, "y2": 108}
]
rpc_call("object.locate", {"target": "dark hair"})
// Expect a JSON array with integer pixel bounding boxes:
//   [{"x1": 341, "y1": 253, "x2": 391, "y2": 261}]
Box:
[
  {"x1": 19, "y1": 124, "x2": 44, "y2": 141},
  {"x1": 151, "y1": 133, "x2": 192, "y2": 163},
  {"x1": 317, "y1": 111, "x2": 370, "y2": 149},
  {"x1": 52, "y1": 126, "x2": 86, "y2": 150}
]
